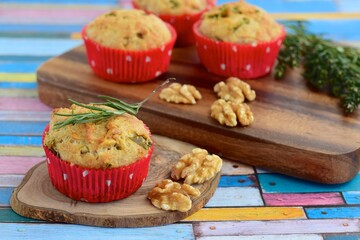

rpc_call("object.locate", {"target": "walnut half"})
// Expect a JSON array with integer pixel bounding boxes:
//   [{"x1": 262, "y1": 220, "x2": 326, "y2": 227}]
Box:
[
  {"x1": 159, "y1": 83, "x2": 202, "y2": 104},
  {"x1": 214, "y1": 77, "x2": 256, "y2": 104},
  {"x1": 171, "y1": 148, "x2": 223, "y2": 185},
  {"x1": 211, "y1": 99, "x2": 254, "y2": 127},
  {"x1": 147, "y1": 179, "x2": 200, "y2": 212}
]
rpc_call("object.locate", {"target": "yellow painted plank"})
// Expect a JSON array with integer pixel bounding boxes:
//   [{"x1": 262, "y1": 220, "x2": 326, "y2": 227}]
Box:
[
  {"x1": 0, "y1": 146, "x2": 44, "y2": 157},
  {"x1": 0, "y1": 73, "x2": 36, "y2": 82},
  {"x1": 185, "y1": 207, "x2": 306, "y2": 221},
  {"x1": 71, "y1": 32, "x2": 82, "y2": 40},
  {"x1": 271, "y1": 12, "x2": 360, "y2": 20},
  {"x1": 0, "y1": 89, "x2": 38, "y2": 97}
]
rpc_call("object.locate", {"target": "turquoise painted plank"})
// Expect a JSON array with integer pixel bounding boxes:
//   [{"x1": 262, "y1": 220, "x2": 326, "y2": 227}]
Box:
[
  {"x1": 0, "y1": 62, "x2": 41, "y2": 73},
  {"x1": 306, "y1": 206, "x2": 360, "y2": 219},
  {"x1": 218, "y1": 175, "x2": 258, "y2": 188},
  {"x1": 1, "y1": 223, "x2": 195, "y2": 240},
  {"x1": 0, "y1": 121, "x2": 47, "y2": 135},
  {"x1": 325, "y1": 234, "x2": 360, "y2": 240},
  {"x1": 0, "y1": 136, "x2": 42, "y2": 146},
  {"x1": 0, "y1": 25, "x2": 83, "y2": 33},
  {"x1": 0, "y1": 82, "x2": 37, "y2": 89},
  {"x1": 0, "y1": 209, "x2": 43, "y2": 223},
  {"x1": 217, "y1": 0, "x2": 338, "y2": 12},
  {"x1": 337, "y1": 0, "x2": 360, "y2": 13},
  {"x1": 0, "y1": 187, "x2": 13, "y2": 206},
  {"x1": 0, "y1": 38, "x2": 82, "y2": 56},
  {"x1": 1, "y1": 0, "x2": 118, "y2": 4},
  {"x1": 343, "y1": 191, "x2": 360, "y2": 205},
  {"x1": 0, "y1": 56, "x2": 51, "y2": 62},
  {"x1": 0, "y1": 32, "x2": 73, "y2": 39},
  {"x1": 258, "y1": 173, "x2": 360, "y2": 193},
  {"x1": 205, "y1": 187, "x2": 263, "y2": 207}
]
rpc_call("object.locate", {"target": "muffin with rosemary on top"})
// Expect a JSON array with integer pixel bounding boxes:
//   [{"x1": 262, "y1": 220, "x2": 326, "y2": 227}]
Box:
[
  {"x1": 43, "y1": 104, "x2": 153, "y2": 203},
  {"x1": 132, "y1": 0, "x2": 216, "y2": 47},
  {"x1": 193, "y1": 0, "x2": 286, "y2": 79},
  {"x1": 83, "y1": 9, "x2": 177, "y2": 83}
]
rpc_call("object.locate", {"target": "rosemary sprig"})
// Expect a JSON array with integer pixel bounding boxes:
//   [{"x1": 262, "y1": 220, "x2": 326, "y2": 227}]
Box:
[
  {"x1": 274, "y1": 21, "x2": 360, "y2": 113},
  {"x1": 53, "y1": 78, "x2": 174, "y2": 129}
]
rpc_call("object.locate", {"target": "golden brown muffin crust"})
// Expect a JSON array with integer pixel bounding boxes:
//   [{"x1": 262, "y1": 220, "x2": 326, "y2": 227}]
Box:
[
  {"x1": 134, "y1": 0, "x2": 208, "y2": 15},
  {"x1": 199, "y1": 0, "x2": 282, "y2": 43},
  {"x1": 86, "y1": 9, "x2": 172, "y2": 50},
  {"x1": 44, "y1": 104, "x2": 152, "y2": 169}
]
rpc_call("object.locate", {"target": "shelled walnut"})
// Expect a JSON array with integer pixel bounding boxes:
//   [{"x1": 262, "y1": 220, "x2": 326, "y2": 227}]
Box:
[
  {"x1": 211, "y1": 99, "x2": 254, "y2": 127},
  {"x1": 159, "y1": 83, "x2": 202, "y2": 104},
  {"x1": 171, "y1": 148, "x2": 222, "y2": 185},
  {"x1": 147, "y1": 179, "x2": 200, "y2": 212},
  {"x1": 214, "y1": 77, "x2": 256, "y2": 103}
]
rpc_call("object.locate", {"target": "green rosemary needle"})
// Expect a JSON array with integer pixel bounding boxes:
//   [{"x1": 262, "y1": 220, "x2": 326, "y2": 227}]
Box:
[{"x1": 53, "y1": 78, "x2": 174, "y2": 129}]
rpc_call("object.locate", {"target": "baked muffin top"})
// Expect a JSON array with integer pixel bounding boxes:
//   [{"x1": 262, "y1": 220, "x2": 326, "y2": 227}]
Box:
[
  {"x1": 199, "y1": 1, "x2": 282, "y2": 44},
  {"x1": 133, "y1": 0, "x2": 208, "y2": 15},
  {"x1": 44, "y1": 104, "x2": 152, "y2": 169},
  {"x1": 86, "y1": 9, "x2": 172, "y2": 51}
]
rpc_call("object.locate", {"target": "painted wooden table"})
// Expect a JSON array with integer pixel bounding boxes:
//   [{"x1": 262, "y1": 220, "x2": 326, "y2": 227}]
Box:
[{"x1": 1, "y1": 0, "x2": 360, "y2": 239}]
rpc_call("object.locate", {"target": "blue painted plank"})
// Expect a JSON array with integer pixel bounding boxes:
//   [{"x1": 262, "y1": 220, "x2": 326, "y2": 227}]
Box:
[
  {"x1": 306, "y1": 206, "x2": 360, "y2": 219},
  {"x1": 205, "y1": 187, "x2": 263, "y2": 207},
  {"x1": 0, "y1": 38, "x2": 82, "y2": 56},
  {"x1": 1, "y1": 223, "x2": 195, "y2": 240},
  {"x1": 218, "y1": 175, "x2": 258, "y2": 188},
  {"x1": 0, "y1": 24, "x2": 83, "y2": 33},
  {"x1": 0, "y1": 187, "x2": 13, "y2": 206},
  {"x1": 337, "y1": 0, "x2": 360, "y2": 13},
  {"x1": 0, "y1": 121, "x2": 47, "y2": 135},
  {"x1": 0, "y1": 136, "x2": 42, "y2": 146},
  {"x1": 0, "y1": 56, "x2": 51, "y2": 62},
  {"x1": 343, "y1": 191, "x2": 360, "y2": 205},
  {"x1": 0, "y1": 62, "x2": 41, "y2": 73},
  {"x1": 0, "y1": 82, "x2": 37, "y2": 89},
  {"x1": 258, "y1": 173, "x2": 360, "y2": 193},
  {"x1": 1, "y1": 0, "x2": 118, "y2": 4},
  {"x1": 217, "y1": 0, "x2": 338, "y2": 13},
  {"x1": 324, "y1": 234, "x2": 360, "y2": 240}
]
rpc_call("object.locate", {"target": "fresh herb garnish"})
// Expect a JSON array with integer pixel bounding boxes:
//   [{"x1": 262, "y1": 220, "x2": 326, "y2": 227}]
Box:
[
  {"x1": 54, "y1": 78, "x2": 174, "y2": 129},
  {"x1": 275, "y1": 22, "x2": 360, "y2": 113}
]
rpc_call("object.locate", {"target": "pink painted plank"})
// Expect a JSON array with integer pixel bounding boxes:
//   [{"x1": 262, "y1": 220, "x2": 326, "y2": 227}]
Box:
[
  {"x1": 263, "y1": 193, "x2": 344, "y2": 206},
  {"x1": 0, "y1": 9, "x2": 109, "y2": 24},
  {"x1": 194, "y1": 219, "x2": 360, "y2": 236},
  {"x1": 0, "y1": 98, "x2": 52, "y2": 111},
  {"x1": 0, "y1": 156, "x2": 44, "y2": 174}
]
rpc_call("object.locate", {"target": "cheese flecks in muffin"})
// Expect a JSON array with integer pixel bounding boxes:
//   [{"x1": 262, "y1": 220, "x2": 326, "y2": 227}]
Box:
[
  {"x1": 134, "y1": 0, "x2": 208, "y2": 15},
  {"x1": 86, "y1": 9, "x2": 172, "y2": 51},
  {"x1": 44, "y1": 104, "x2": 152, "y2": 169},
  {"x1": 199, "y1": 1, "x2": 282, "y2": 43}
]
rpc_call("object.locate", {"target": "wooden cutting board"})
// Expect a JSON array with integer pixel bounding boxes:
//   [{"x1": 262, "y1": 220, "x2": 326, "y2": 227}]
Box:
[
  {"x1": 10, "y1": 135, "x2": 220, "y2": 228},
  {"x1": 37, "y1": 45, "x2": 360, "y2": 184}
]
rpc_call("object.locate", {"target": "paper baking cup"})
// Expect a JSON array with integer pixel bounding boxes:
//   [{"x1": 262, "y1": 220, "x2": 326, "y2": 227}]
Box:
[
  {"x1": 193, "y1": 22, "x2": 286, "y2": 79},
  {"x1": 82, "y1": 24, "x2": 176, "y2": 83},
  {"x1": 132, "y1": 0, "x2": 216, "y2": 47},
  {"x1": 42, "y1": 125, "x2": 153, "y2": 203}
]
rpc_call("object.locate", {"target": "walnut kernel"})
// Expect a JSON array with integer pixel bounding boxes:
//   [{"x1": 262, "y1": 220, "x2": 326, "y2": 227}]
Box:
[
  {"x1": 159, "y1": 83, "x2": 202, "y2": 104},
  {"x1": 214, "y1": 77, "x2": 256, "y2": 103},
  {"x1": 147, "y1": 179, "x2": 200, "y2": 212},
  {"x1": 171, "y1": 148, "x2": 222, "y2": 185}
]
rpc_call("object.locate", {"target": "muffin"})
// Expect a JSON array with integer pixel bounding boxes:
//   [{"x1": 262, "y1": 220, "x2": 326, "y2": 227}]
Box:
[
  {"x1": 193, "y1": 0, "x2": 286, "y2": 79},
  {"x1": 82, "y1": 9, "x2": 177, "y2": 83},
  {"x1": 132, "y1": 0, "x2": 216, "y2": 47},
  {"x1": 43, "y1": 104, "x2": 154, "y2": 203}
]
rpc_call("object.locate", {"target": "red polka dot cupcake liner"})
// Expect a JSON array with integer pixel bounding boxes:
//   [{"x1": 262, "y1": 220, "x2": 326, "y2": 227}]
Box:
[
  {"x1": 82, "y1": 24, "x2": 177, "y2": 83},
  {"x1": 132, "y1": 0, "x2": 216, "y2": 47},
  {"x1": 193, "y1": 22, "x2": 286, "y2": 79},
  {"x1": 42, "y1": 125, "x2": 153, "y2": 203}
]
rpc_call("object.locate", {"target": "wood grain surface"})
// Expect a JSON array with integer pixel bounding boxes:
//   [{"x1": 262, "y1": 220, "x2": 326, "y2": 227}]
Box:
[
  {"x1": 10, "y1": 135, "x2": 220, "y2": 228},
  {"x1": 36, "y1": 45, "x2": 360, "y2": 184}
]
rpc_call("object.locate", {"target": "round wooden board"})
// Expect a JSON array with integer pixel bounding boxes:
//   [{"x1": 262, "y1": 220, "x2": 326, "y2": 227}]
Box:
[{"x1": 10, "y1": 135, "x2": 220, "y2": 228}]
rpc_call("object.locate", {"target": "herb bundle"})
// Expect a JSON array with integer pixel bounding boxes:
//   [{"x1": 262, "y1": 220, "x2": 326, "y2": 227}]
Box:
[
  {"x1": 275, "y1": 22, "x2": 360, "y2": 113},
  {"x1": 54, "y1": 78, "x2": 174, "y2": 129}
]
